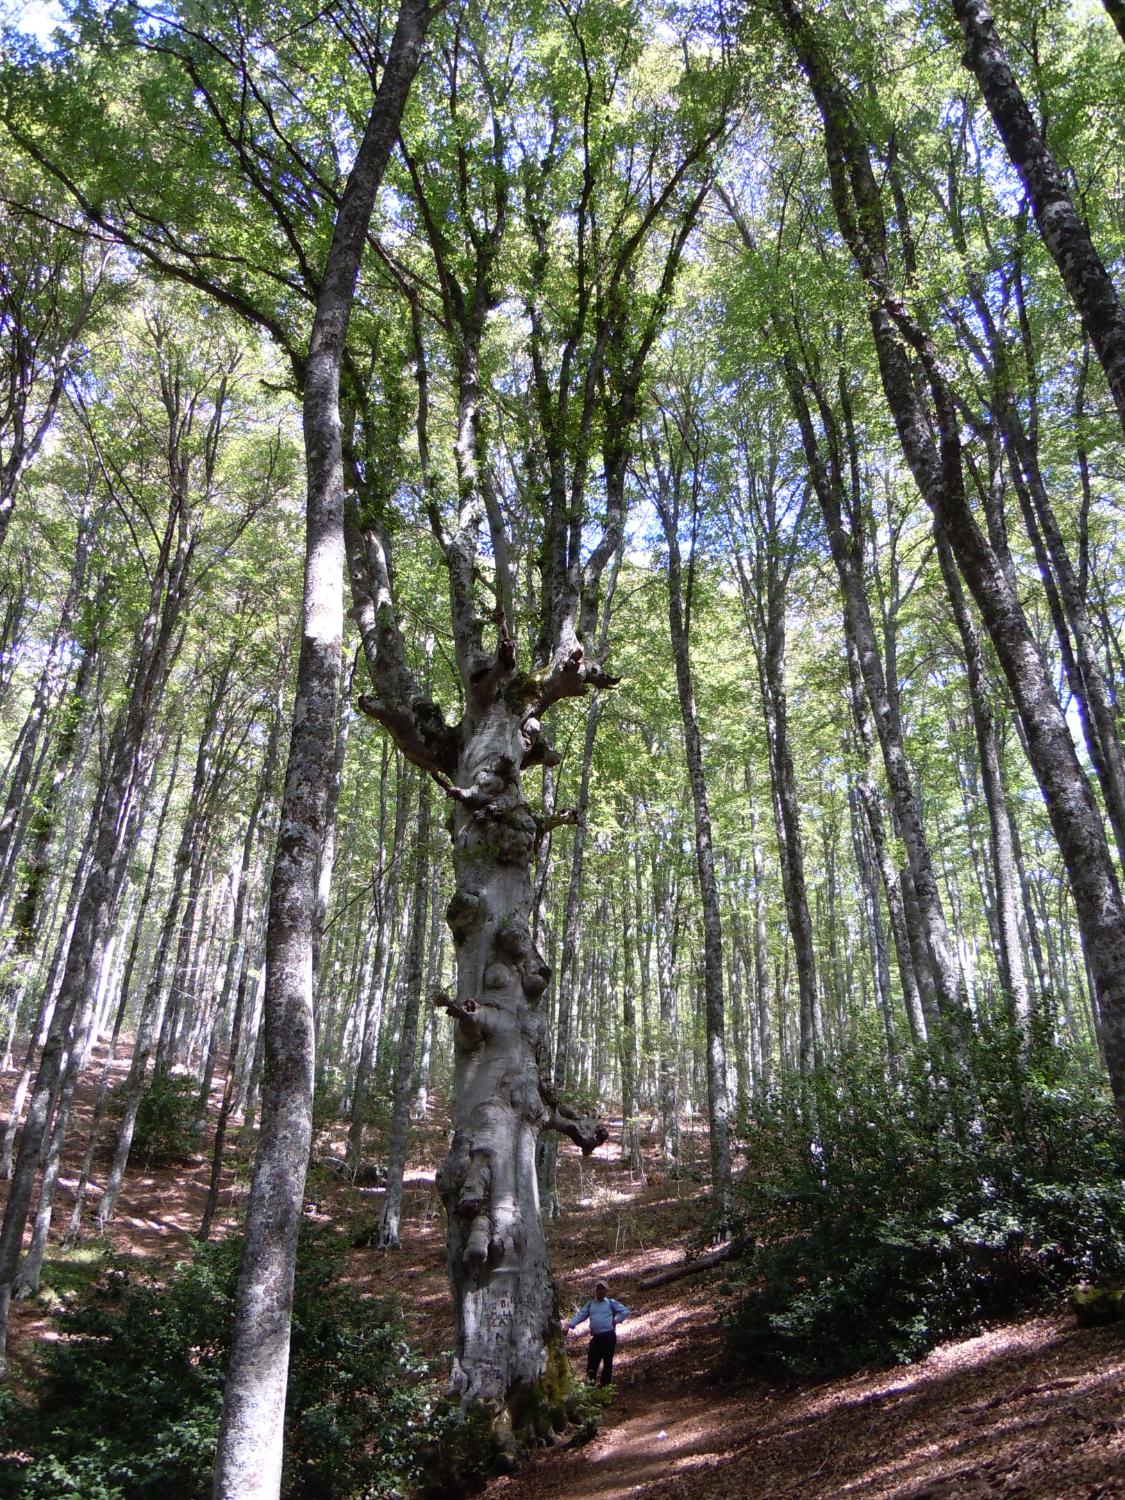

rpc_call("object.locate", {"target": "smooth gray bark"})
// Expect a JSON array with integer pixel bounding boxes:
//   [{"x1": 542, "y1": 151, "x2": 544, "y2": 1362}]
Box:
[
  {"x1": 652, "y1": 436, "x2": 732, "y2": 1210},
  {"x1": 435, "y1": 699, "x2": 604, "y2": 1408},
  {"x1": 776, "y1": 0, "x2": 1125, "y2": 1130},
  {"x1": 212, "y1": 7, "x2": 434, "y2": 1493},
  {"x1": 377, "y1": 779, "x2": 431, "y2": 1248},
  {"x1": 950, "y1": 0, "x2": 1125, "y2": 440}
]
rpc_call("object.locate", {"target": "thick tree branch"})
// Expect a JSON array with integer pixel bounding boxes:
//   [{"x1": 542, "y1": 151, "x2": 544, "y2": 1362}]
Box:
[
  {"x1": 533, "y1": 645, "x2": 621, "y2": 716},
  {"x1": 540, "y1": 1091, "x2": 608, "y2": 1155},
  {"x1": 432, "y1": 989, "x2": 481, "y2": 1026},
  {"x1": 534, "y1": 806, "x2": 580, "y2": 835},
  {"x1": 344, "y1": 494, "x2": 459, "y2": 775}
]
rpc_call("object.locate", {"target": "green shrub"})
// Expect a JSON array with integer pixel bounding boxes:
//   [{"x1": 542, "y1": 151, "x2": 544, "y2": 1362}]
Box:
[
  {"x1": 724, "y1": 1023, "x2": 1125, "y2": 1379},
  {"x1": 110, "y1": 1072, "x2": 200, "y2": 1168},
  {"x1": 0, "y1": 1228, "x2": 446, "y2": 1500}
]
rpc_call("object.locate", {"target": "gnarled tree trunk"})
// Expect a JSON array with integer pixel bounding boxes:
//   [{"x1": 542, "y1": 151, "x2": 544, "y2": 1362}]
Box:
[{"x1": 435, "y1": 698, "x2": 604, "y2": 1417}]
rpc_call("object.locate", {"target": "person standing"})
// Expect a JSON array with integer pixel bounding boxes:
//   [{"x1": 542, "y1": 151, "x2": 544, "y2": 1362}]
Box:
[{"x1": 564, "y1": 1280, "x2": 630, "y2": 1386}]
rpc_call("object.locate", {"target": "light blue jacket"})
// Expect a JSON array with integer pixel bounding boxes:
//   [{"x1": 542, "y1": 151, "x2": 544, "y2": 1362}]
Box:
[{"x1": 567, "y1": 1296, "x2": 629, "y2": 1334}]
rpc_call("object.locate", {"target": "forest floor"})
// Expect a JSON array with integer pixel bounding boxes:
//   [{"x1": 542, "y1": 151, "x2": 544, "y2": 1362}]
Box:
[{"x1": 3, "y1": 1060, "x2": 1124, "y2": 1498}]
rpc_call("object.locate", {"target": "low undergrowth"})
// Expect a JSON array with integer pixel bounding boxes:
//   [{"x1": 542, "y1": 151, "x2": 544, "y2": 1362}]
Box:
[
  {"x1": 724, "y1": 1021, "x2": 1125, "y2": 1379},
  {"x1": 0, "y1": 1225, "x2": 445, "y2": 1500},
  {"x1": 0, "y1": 1213, "x2": 606, "y2": 1500},
  {"x1": 108, "y1": 1071, "x2": 200, "y2": 1169}
]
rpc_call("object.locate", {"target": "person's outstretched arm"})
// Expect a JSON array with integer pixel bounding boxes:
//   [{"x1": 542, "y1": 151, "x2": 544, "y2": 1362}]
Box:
[{"x1": 565, "y1": 1302, "x2": 591, "y2": 1333}]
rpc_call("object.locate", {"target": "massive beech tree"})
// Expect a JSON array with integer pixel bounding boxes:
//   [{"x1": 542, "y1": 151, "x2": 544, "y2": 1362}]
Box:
[{"x1": 335, "y1": 6, "x2": 729, "y2": 1414}]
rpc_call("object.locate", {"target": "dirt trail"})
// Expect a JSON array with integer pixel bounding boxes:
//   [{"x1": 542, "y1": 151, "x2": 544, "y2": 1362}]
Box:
[
  {"x1": 3, "y1": 1070, "x2": 1124, "y2": 1499},
  {"x1": 483, "y1": 1138, "x2": 1125, "y2": 1500}
]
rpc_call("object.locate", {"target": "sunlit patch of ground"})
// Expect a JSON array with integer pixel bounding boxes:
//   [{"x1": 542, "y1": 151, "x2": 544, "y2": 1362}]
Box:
[
  {"x1": 5, "y1": 1063, "x2": 1124, "y2": 1499},
  {"x1": 480, "y1": 1137, "x2": 1125, "y2": 1500}
]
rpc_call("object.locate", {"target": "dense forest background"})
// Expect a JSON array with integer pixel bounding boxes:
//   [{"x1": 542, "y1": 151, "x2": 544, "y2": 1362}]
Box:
[{"x1": 1, "y1": 0, "x2": 1125, "y2": 1494}]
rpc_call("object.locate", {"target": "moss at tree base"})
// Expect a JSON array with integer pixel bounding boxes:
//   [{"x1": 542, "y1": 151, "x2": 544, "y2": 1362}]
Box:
[
  {"x1": 1070, "y1": 1282, "x2": 1125, "y2": 1326},
  {"x1": 424, "y1": 1332, "x2": 608, "y2": 1497}
]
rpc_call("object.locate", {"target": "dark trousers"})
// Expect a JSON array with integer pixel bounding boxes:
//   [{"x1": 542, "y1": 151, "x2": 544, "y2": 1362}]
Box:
[{"x1": 586, "y1": 1329, "x2": 616, "y2": 1386}]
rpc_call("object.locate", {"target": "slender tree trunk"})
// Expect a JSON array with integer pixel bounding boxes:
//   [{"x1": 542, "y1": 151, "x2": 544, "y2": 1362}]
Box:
[
  {"x1": 0, "y1": 607, "x2": 104, "y2": 1118},
  {"x1": 1007, "y1": 806, "x2": 1050, "y2": 1020},
  {"x1": 212, "y1": 8, "x2": 433, "y2": 1491},
  {"x1": 843, "y1": 635, "x2": 927, "y2": 1046},
  {"x1": 6, "y1": 769, "x2": 148, "y2": 1290},
  {"x1": 65, "y1": 733, "x2": 183, "y2": 1240},
  {"x1": 631, "y1": 830, "x2": 656, "y2": 1108},
  {"x1": 539, "y1": 694, "x2": 601, "y2": 1218},
  {"x1": 654, "y1": 859, "x2": 679, "y2": 1162},
  {"x1": 11, "y1": 983, "x2": 107, "y2": 1296},
  {"x1": 311, "y1": 653, "x2": 355, "y2": 999},
  {"x1": 774, "y1": 0, "x2": 1125, "y2": 1129},
  {"x1": 655, "y1": 469, "x2": 731, "y2": 1209},
  {"x1": 934, "y1": 527, "x2": 1029, "y2": 1029},
  {"x1": 537, "y1": 546, "x2": 620, "y2": 1214},
  {"x1": 197, "y1": 704, "x2": 281, "y2": 1240},
  {"x1": 760, "y1": 606, "x2": 820, "y2": 1073},
  {"x1": 0, "y1": 530, "x2": 188, "y2": 1372},
  {"x1": 746, "y1": 767, "x2": 773, "y2": 1090},
  {"x1": 200, "y1": 916, "x2": 262, "y2": 1241},
  {"x1": 850, "y1": 781, "x2": 899, "y2": 1075},
  {"x1": 347, "y1": 746, "x2": 408, "y2": 1171},
  {"x1": 950, "y1": 0, "x2": 1125, "y2": 439},
  {"x1": 618, "y1": 882, "x2": 643, "y2": 1175},
  {"x1": 772, "y1": 336, "x2": 970, "y2": 1072},
  {"x1": 977, "y1": 306, "x2": 1125, "y2": 871},
  {"x1": 411, "y1": 852, "x2": 445, "y2": 1120},
  {"x1": 728, "y1": 463, "x2": 823, "y2": 1076},
  {"x1": 377, "y1": 781, "x2": 432, "y2": 1248},
  {"x1": 0, "y1": 495, "x2": 96, "y2": 883},
  {"x1": 0, "y1": 840, "x2": 90, "y2": 1178},
  {"x1": 96, "y1": 691, "x2": 227, "y2": 1228}
]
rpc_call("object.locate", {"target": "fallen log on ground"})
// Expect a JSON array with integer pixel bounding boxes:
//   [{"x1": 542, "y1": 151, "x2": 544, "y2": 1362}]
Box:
[{"x1": 638, "y1": 1238, "x2": 747, "y2": 1289}]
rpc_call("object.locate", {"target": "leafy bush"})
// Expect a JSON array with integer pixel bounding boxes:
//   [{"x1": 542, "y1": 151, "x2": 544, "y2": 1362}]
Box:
[
  {"x1": 110, "y1": 1071, "x2": 200, "y2": 1168},
  {"x1": 0, "y1": 1228, "x2": 446, "y2": 1500},
  {"x1": 724, "y1": 1022, "x2": 1125, "y2": 1379}
]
